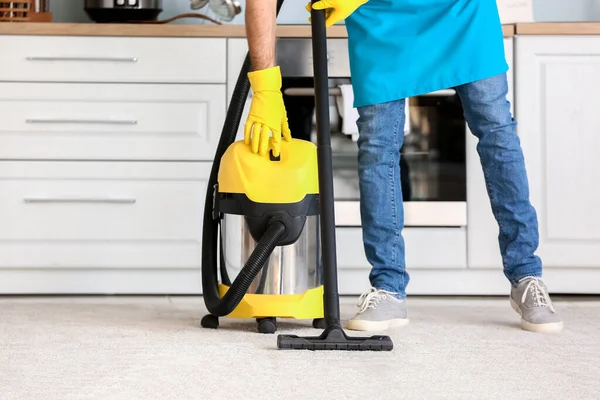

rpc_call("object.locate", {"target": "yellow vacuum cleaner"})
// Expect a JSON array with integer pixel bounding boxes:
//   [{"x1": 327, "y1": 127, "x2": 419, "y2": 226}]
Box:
[
  {"x1": 202, "y1": 137, "x2": 325, "y2": 334},
  {"x1": 201, "y1": 0, "x2": 393, "y2": 350}
]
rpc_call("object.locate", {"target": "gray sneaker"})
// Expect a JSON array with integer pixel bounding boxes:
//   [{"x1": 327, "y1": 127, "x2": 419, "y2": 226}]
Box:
[
  {"x1": 510, "y1": 276, "x2": 563, "y2": 333},
  {"x1": 347, "y1": 287, "x2": 409, "y2": 331}
]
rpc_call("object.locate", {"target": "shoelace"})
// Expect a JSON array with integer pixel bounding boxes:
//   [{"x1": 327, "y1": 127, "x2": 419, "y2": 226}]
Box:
[
  {"x1": 357, "y1": 288, "x2": 391, "y2": 313},
  {"x1": 522, "y1": 277, "x2": 555, "y2": 312}
]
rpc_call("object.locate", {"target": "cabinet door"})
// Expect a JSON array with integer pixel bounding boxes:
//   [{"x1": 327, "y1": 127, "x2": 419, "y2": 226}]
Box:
[
  {"x1": 515, "y1": 36, "x2": 600, "y2": 267},
  {"x1": 227, "y1": 38, "x2": 252, "y2": 142},
  {"x1": 466, "y1": 38, "x2": 514, "y2": 269}
]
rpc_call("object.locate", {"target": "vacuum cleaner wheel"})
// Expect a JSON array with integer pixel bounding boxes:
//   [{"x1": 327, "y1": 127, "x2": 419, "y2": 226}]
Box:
[
  {"x1": 312, "y1": 318, "x2": 326, "y2": 329},
  {"x1": 201, "y1": 314, "x2": 219, "y2": 329},
  {"x1": 256, "y1": 317, "x2": 277, "y2": 334}
]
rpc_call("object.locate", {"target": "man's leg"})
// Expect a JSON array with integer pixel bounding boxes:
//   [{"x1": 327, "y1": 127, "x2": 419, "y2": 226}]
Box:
[
  {"x1": 347, "y1": 99, "x2": 410, "y2": 331},
  {"x1": 456, "y1": 73, "x2": 563, "y2": 333}
]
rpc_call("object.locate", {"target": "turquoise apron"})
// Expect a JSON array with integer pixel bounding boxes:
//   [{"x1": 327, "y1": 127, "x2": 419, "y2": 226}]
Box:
[{"x1": 345, "y1": 0, "x2": 508, "y2": 108}]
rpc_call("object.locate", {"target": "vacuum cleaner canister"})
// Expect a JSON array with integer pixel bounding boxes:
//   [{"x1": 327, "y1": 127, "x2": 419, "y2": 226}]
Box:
[{"x1": 203, "y1": 139, "x2": 325, "y2": 333}]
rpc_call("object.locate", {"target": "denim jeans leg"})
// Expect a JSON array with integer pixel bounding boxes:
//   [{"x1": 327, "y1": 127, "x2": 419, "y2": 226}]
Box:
[
  {"x1": 455, "y1": 73, "x2": 543, "y2": 285},
  {"x1": 356, "y1": 99, "x2": 409, "y2": 298}
]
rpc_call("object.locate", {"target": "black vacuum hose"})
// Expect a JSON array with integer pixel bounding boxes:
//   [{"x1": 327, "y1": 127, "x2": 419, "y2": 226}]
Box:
[
  {"x1": 202, "y1": 0, "x2": 287, "y2": 317},
  {"x1": 210, "y1": 220, "x2": 285, "y2": 316}
]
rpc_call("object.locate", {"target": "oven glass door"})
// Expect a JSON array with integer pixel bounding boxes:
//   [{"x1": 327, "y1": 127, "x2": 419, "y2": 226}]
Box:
[
  {"x1": 281, "y1": 72, "x2": 467, "y2": 228},
  {"x1": 329, "y1": 90, "x2": 468, "y2": 227}
]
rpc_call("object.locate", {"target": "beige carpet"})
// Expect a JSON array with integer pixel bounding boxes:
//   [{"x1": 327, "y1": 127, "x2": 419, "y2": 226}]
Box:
[{"x1": 1, "y1": 295, "x2": 599, "y2": 400}]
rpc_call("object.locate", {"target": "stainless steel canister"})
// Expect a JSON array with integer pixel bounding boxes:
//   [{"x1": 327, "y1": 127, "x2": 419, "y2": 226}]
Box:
[{"x1": 221, "y1": 214, "x2": 323, "y2": 295}]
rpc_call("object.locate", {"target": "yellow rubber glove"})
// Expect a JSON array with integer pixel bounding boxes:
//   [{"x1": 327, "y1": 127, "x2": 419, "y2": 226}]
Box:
[
  {"x1": 306, "y1": 0, "x2": 368, "y2": 28},
  {"x1": 244, "y1": 66, "x2": 292, "y2": 158}
]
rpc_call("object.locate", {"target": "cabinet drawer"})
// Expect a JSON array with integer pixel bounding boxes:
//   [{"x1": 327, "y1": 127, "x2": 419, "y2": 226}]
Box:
[
  {"x1": 0, "y1": 82, "x2": 225, "y2": 160},
  {"x1": 0, "y1": 161, "x2": 209, "y2": 269},
  {"x1": 336, "y1": 227, "x2": 467, "y2": 269},
  {"x1": 0, "y1": 36, "x2": 226, "y2": 83}
]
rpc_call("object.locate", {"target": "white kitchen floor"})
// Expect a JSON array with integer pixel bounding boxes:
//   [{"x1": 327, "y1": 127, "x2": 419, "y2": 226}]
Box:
[{"x1": 1, "y1": 295, "x2": 599, "y2": 400}]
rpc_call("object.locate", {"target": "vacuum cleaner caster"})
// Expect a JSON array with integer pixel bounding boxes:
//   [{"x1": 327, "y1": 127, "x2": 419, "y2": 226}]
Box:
[
  {"x1": 312, "y1": 318, "x2": 326, "y2": 329},
  {"x1": 201, "y1": 314, "x2": 219, "y2": 329},
  {"x1": 257, "y1": 317, "x2": 277, "y2": 334}
]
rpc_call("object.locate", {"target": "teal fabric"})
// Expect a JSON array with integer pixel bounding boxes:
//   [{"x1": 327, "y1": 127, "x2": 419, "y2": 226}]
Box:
[{"x1": 345, "y1": 0, "x2": 509, "y2": 108}]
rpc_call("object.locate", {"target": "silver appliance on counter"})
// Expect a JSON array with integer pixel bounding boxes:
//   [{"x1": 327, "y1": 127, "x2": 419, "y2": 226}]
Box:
[
  {"x1": 190, "y1": 0, "x2": 241, "y2": 22},
  {"x1": 277, "y1": 38, "x2": 467, "y2": 228},
  {"x1": 84, "y1": 0, "x2": 163, "y2": 23}
]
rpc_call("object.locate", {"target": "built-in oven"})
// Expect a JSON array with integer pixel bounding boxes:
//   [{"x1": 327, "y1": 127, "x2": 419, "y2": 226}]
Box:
[{"x1": 277, "y1": 38, "x2": 467, "y2": 228}]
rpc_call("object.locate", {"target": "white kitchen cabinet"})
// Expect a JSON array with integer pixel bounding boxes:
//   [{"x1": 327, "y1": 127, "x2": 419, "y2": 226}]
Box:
[
  {"x1": 515, "y1": 35, "x2": 600, "y2": 267},
  {"x1": 0, "y1": 161, "x2": 208, "y2": 294},
  {"x1": 466, "y1": 37, "x2": 514, "y2": 269},
  {"x1": 0, "y1": 33, "x2": 224, "y2": 294},
  {"x1": 464, "y1": 33, "x2": 600, "y2": 293},
  {"x1": 0, "y1": 82, "x2": 226, "y2": 161},
  {"x1": 3, "y1": 29, "x2": 599, "y2": 296}
]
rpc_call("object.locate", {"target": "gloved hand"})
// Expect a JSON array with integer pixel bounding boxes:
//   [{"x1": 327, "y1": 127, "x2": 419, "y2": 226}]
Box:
[
  {"x1": 306, "y1": 0, "x2": 368, "y2": 28},
  {"x1": 244, "y1": 66, "x2": 292, "y2": 158}
]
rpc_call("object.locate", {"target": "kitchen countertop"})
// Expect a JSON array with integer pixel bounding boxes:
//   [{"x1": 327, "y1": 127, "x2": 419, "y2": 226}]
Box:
[
  {"x1": 0, "y1": 22, "x2": 516, "y2": 38},
  {"x1": 2, "y1": 22, "x2": 599, "y2": 38},
  {"x1": 515, "y1": 22, "x2": 600, "y2": 35},
  {"x1": 0, "y1": 23, "x2": 345, "y2": 38}
]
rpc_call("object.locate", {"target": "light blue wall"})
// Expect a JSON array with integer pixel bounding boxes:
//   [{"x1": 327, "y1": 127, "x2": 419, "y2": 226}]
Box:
[
  {"x1": 533, "y1": 0, "x2": 600, "y2": 21},
  {"x1": 51, "y1": 0, "x2": 600, "y2": 24}
]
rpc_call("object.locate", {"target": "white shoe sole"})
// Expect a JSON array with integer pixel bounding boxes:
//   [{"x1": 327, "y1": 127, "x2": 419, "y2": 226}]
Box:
[
  {"x1": 510, "y1": 298, "x2": 563, "y2": 333},
  {"x1": 346, "y1": 318, "x2": 409, "y2": 332}
]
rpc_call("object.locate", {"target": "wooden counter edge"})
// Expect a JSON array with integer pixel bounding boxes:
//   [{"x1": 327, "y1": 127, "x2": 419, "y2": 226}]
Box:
[
  {"x1": 0, "y1": 23, "x2": 243, "y2": 37},
  {"x1": 503, "y1": 24, "x2": 515, "y2": 37},
  {"x1": 516, "y1": 22, "x2": 600, "y2": 35},
  {"x1": 0, "y1": 23, "x2": 347, "y2": 38},
  {"x1": 0, "y1": 22, "x2": 514, "y2": 38}
]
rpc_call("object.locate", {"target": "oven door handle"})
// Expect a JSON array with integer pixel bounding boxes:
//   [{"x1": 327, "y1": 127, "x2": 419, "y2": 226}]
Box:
[
  {"x1": 283, "y1": 88, "x2": 341, "y2": 97},
  {"x1": 283, "y1": 88, "x2": 456, "y2": 97}
]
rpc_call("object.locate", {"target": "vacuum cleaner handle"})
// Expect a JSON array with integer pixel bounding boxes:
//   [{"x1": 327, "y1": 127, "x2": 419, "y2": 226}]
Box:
[
  {"x1": 276, "y1": 6, "x2": 394, "y2": 351},
  {"x1": 309, "y1": 2, "x2": 342, "y2": 327}
]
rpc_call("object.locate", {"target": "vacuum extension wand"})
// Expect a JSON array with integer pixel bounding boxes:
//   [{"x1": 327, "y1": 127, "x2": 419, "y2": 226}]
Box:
[{"x1": 276, "y1": 2, "x2": 393, "y2": 351}]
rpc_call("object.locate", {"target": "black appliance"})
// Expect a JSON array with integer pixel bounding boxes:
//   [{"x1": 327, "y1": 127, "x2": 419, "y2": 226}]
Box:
[{"x1": 84, "y1": 0, "x2": 163, "y2": 23}]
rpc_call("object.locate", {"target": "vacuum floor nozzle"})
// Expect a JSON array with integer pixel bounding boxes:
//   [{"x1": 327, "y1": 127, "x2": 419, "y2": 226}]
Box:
[{"x1": 277, "y1": 326, "x2": 393, "y2": 351}]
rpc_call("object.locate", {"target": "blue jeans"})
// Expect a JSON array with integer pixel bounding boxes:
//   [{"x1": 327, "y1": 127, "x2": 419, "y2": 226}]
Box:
[{"x1": 355, "y1": 73, "x2": 542, "y2": 298}]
